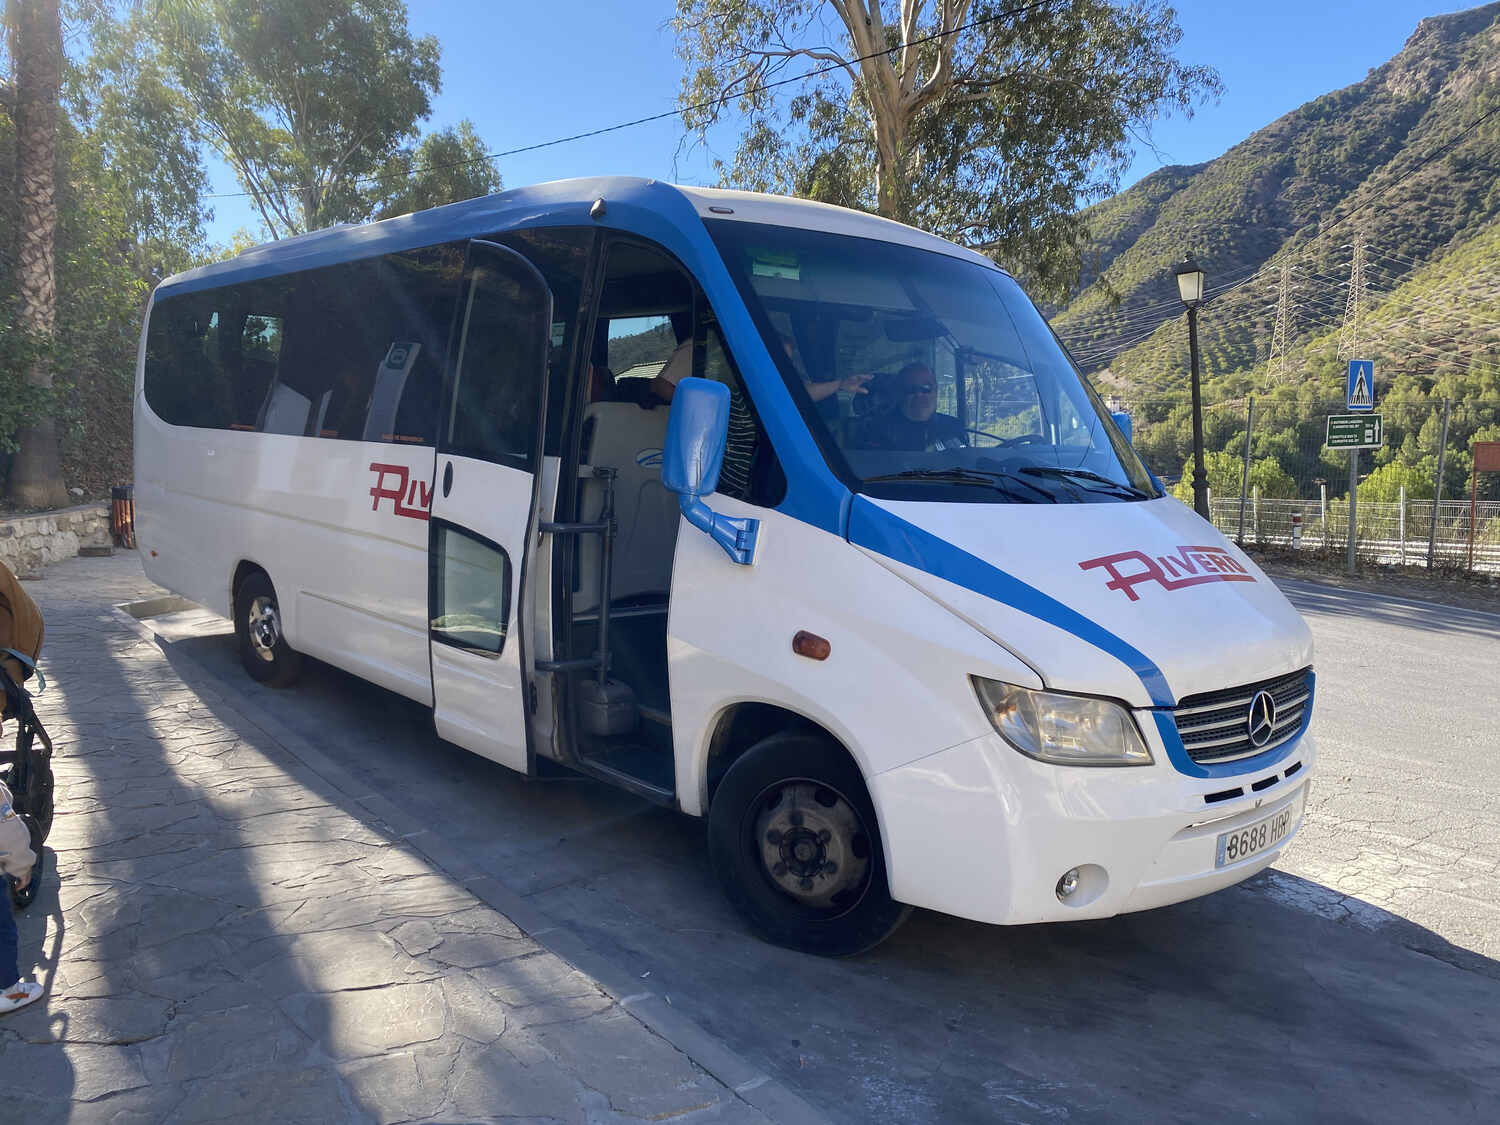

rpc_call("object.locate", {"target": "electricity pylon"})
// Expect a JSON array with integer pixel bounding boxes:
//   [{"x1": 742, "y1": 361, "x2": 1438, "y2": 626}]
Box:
[
  {"x1": 1337, "y1": 230, "x2": 1368, "y2": 363},
  {"x1": 1268, "y1": 259, "x2": 1294, "y2": 383}
]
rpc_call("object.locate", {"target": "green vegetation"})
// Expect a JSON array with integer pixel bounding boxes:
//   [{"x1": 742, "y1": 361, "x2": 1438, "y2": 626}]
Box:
[
  {"x1": 674, "y1": 0, "x2": 1220, "y2": 301},
  {"x1": 1057, "y1": 3, "x2": 1500, "y2": 504},
  {"x1": 1, "y1": 0, "x2": 503, "y2": 503},
  {"x1": 5, "y1": 0, "x2": 1499, "y2": 509}
]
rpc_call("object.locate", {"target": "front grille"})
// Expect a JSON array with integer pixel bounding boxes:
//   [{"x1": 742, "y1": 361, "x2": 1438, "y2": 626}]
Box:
[{"x1": 1173, "y1": 668, "x2": 1312, "y2": 764}]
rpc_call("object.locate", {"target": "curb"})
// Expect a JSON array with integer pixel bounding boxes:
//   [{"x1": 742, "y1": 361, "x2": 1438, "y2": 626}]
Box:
[{"x1": 112, "y1": 600, "x2": 828, "y2": 1125}]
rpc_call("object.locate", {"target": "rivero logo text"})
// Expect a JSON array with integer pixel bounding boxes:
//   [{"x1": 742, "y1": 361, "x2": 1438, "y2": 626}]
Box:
[
  {"x1": 369, "y1": 462, "x2": 431, "y2": 521},
  {"x1": 1079, "y1": 545, "x2": 1255, "y2": 601}
]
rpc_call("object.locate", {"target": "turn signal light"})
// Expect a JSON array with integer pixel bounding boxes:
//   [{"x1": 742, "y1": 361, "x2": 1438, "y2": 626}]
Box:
[{"x1": 792, "y1": 631, "x2": 830, "y2": 661}]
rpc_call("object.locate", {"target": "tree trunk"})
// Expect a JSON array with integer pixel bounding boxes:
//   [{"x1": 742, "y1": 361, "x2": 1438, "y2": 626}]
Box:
[
  {"x1": 838, "y1": 1, "x2": 912, "y2": 221},
  {"x1": 874, "y1": 116, "x2": 901, "y2": 219},
  {"x1": 7, "y1": 0, "x2": 68, "y2": 510}
]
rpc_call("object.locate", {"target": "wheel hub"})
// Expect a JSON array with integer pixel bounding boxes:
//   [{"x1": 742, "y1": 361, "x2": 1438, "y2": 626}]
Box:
[
  {"x1": 247, "y1": 597, "x2": 280, "y2": 663},
  {"x1": 754, "y1": 781, "x2": 871, "y2": 910}
]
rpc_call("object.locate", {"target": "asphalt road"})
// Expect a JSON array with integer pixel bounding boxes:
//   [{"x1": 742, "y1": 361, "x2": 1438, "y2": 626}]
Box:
[
  {"x1": 141, "y1": 571, "x2": 1500, "y2": 1123},
  {"x1": 1270, "y1": 579, "x2": 1500, "y2": 962}
]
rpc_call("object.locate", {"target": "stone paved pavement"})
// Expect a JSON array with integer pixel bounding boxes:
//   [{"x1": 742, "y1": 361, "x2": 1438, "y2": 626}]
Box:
[{"x1": 0, "y1": 554, "x2": 812, "y2": 1124}]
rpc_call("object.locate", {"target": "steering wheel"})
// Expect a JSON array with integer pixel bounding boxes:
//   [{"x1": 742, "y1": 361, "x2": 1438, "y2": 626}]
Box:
[{"x1": 965, "y1": 429, "x2": 1046, "y2": 448}]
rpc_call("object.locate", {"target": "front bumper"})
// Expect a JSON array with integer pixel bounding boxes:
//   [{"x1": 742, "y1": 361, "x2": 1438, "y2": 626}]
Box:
[{"x1": 868, "y1": 721, "x2": 1314, "y2": 925}]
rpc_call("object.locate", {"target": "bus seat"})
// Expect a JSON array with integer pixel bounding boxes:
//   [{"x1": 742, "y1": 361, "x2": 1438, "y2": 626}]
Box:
[
  {"x1": 259, "y1": 383, "x2": 320, "y2": 436},
  {"x1": 574, "y1": 401, "x2": 680, "y2": 613}
]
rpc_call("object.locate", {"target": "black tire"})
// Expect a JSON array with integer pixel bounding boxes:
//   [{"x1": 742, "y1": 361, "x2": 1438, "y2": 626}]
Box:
[
  {"x1": 708, "y1": 733, "x2": 911, "y2": 957},
  {"x1": 234, "y1": 571, "x2": 303, "y2": 688}
]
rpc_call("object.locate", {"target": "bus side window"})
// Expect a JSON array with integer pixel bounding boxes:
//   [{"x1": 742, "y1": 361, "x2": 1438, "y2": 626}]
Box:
[
  {"x1": 143, "y1": 294, "x2": 252, "y2": 431},
  {"x1": 261, "y1": 279, "x2": 335, "y2": 437},
  {"x1": 491, "y1": 228, "x2": 593, "y2": 458},
  {"x1": 235, "y1": 312, "x2": 282, "y2": 429},
  {"x1": 375, "y1": 245, "x2": 464, "y2": 446},
  {"x1": 445, "y1": 249, "x2": 549, "y2": 469}
]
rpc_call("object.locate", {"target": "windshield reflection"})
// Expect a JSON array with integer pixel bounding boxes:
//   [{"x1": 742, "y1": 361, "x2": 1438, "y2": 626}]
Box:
[{"x1": 708, "y1": 220, "x2": 1158, "y2": 504}]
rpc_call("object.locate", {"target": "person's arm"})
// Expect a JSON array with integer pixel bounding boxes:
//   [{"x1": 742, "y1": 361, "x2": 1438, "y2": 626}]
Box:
[
  {"x1": 646, "y1": 340, "x2": 693, "y2": 405},
  {"x1": 806, "y1": 372, "x2": 872, "y2": 403}
]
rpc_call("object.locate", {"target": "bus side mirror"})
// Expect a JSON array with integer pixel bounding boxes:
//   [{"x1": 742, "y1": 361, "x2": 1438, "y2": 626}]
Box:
[
  {"x1": 664, "y1": 378, "x2": 759, "y2": 566},
  {"x1": 1111, "y1": 411, "x2": 1133, "y2": 444}
]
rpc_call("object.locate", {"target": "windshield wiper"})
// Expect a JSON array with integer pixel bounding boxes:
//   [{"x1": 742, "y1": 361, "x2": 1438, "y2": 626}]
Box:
[
  {"x1": 1018, "y1": 465, "x2": 1152, "y2": 499},
  {"x1": 862, "y1": 468, "x2": 1057, "y2": 502}
]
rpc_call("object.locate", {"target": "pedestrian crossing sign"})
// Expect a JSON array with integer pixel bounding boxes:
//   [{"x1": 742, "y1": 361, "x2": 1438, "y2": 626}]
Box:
[{"x1": 1347, "y1": 360, "x2": 1374, "y2": 411}]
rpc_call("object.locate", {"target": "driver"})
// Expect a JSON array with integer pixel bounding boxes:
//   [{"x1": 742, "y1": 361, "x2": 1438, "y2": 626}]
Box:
[{"x1": 862, "y1": 362, "x2": 965, "y2": 452}]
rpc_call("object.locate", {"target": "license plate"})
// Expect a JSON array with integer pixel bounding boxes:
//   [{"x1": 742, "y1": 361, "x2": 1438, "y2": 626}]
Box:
[{"x1": 1215, "y1": 790, "x2": 1304, "y2": 868}]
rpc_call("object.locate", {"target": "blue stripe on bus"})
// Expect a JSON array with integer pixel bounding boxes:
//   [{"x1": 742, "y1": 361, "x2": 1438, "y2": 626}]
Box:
[{"x1": 847, "y1": 496, "x2": 1175, "y2": 708}]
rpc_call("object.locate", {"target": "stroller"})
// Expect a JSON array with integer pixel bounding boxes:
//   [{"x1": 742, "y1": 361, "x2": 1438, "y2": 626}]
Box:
[{"x1": 1, "y1": 564, "x2": 51, "y2": 911}]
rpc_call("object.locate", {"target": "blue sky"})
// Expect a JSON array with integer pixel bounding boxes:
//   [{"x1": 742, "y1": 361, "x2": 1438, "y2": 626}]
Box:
[{"x1": 201, "y1": 0, "x2": 1476, "y2": 245}]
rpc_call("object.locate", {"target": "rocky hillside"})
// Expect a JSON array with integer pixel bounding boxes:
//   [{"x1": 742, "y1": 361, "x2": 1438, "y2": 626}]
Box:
[{"x1": 1054, "y1": 1, "x2": 1500, "y2": 401}]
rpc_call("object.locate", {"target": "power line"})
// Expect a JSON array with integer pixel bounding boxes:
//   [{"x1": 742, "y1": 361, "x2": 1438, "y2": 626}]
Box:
[
  {"x1": 1310, "y1": 104, "x2": 1500, "y2": 249},
  {"x1": 1074, "y1": 104, "x2": 1500, "y2": 367},
  {"x1": 201, "y1": 0, "x2": 1060, "y2": 203}
]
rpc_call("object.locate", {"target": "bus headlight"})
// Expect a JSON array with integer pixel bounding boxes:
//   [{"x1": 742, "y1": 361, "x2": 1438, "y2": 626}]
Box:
[{"x1": 971, "y1": 677, "x2": 1152, "y2": 766}]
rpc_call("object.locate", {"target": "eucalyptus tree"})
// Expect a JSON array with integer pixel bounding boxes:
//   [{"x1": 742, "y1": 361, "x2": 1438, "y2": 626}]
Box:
[
  {"x1": 77, "y1": 9, "x2": 210, "y2": 279},
  {"x1": 673, "y1": 0, "x2": 1219, "y2": 300},
  {"x1": 150, "y1": 0, "x2": 441, "y2": 237},
  {"x1": 372, "y1": 120, "x2": 503, "y2": 220}
]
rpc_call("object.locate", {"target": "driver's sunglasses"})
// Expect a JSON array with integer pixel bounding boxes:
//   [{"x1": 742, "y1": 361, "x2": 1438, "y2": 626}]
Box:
[{"x1": 903, "y1": 383, "x2": 935, "y2": 396}]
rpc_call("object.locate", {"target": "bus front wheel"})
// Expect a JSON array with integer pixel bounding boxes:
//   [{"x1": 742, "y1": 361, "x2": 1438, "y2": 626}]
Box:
[
  {"x1": 708, "y1": 733, "x2": 911, "y2": 957},
  {"x1": 234, "y1": 572, "x2": 303, "y2": 688}
]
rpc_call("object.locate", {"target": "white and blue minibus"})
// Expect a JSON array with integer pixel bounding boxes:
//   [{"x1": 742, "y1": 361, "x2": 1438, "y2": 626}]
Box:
[{"x1": 134, "y1": 178, "x2": 1314, "y2": 954}]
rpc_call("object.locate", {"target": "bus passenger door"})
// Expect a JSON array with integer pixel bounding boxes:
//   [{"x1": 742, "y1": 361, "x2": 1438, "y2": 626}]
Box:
[{"x1": 427, "y1": 240, "x2": 552, "y2": 772}]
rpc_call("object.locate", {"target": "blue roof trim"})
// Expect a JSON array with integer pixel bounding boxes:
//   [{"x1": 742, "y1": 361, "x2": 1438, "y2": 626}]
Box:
[
  {"x1": 155, "y1": 179, "x2": 622, "y2": 298},
  {"x1": 154, "y1": 176, "x2": 851, "y2": 537},
  {"x1": 1150, "y1": 671, "x2": 1314, "y2": 779},
  {"x1": 847, "y1": 496, "x2": 1175, "y2": 708}
]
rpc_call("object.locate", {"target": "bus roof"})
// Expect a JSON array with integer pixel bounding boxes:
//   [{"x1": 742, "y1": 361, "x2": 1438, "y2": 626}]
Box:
[{"x1": 155, "y1": 177, "x2": 1001, "y2": 299}]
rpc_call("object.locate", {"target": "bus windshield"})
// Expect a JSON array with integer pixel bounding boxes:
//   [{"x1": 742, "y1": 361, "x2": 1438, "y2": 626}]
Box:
[{"x1": 708, "y1": 220, "x2": 1159, "y2": 504}]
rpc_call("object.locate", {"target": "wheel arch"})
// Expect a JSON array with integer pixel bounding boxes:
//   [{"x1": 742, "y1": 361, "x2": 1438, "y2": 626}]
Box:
[
  {"x1": 230, "y1": 558, "x2": 293, "y2": 645},
  {"x1": 231, "y1": 558, "x2": 269, "y2": 605}
]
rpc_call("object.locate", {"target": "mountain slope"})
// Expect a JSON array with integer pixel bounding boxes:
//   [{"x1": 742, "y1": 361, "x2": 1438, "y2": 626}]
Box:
[{"x1": 1054, "y1": 1, "x2": 1500, "y2": 394}]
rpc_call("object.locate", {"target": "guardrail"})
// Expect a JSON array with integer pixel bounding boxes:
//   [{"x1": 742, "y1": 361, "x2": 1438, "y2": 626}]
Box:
[{"x1": 1207, "y1": 496, "x2": 1500, "y2": 573}]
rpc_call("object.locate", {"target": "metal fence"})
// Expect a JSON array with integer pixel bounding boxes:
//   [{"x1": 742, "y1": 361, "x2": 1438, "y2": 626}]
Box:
[
  {"x1": 1206, "y1": 494, "x2": 1500, "y2": 572},
  {"x1": 1118, "y1": 394, "x2": 1500, "y2": 574}
]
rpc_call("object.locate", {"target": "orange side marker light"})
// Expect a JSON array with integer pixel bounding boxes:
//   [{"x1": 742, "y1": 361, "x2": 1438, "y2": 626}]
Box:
[{"x1": 792, "y1": 631, "x2": 830, "y2": 661}]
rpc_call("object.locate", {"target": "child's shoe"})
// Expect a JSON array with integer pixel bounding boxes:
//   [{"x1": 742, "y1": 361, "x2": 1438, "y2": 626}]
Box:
[{"x1": 0, "y1": 981, "x2": 42, "y2": 1014}]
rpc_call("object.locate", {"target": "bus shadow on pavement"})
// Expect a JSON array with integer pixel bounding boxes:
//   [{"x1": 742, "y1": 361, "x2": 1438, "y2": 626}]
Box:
[
  {"x1": 1279, "y1": 578, "x2": 1500, "y2": 639},
  {"x1": 6, "y1": 590, "x2": 350, "y2": 1120},
  {"x1": 146, "y1": 623, "x2": 748, "y2": 1123},
  {"x1": 150, "y1": 619, "x2": 1500, "y2": 1125}
]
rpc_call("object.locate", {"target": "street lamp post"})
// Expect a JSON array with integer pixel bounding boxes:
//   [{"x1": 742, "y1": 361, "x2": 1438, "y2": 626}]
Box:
[{"x1": 1175, "y1": 256, "x2": 1209, "y2": 520}]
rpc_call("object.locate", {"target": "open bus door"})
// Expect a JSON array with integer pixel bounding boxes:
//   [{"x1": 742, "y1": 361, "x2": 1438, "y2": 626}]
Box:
[{"x1": 427, "y1": 240, "x2": 552, "y2": 772}]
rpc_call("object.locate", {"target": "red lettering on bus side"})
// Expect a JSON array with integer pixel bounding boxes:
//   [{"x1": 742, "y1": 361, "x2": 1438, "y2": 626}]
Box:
[
  {"x1": 1078, "y1": 550, "x2": 1165, "y2": 602},
  {"x1": 369, "y1": 462, "x2": 431, "y2": 521},
  {"x1": 396, "y1": 477, "x2": 432, "y2": 520},
  {"x1": 1080, "y1": 544, "x2": 1257, "y2": 600},
  {"x1": 369, "y1": 462, "x2": 408, "y2": 512}
]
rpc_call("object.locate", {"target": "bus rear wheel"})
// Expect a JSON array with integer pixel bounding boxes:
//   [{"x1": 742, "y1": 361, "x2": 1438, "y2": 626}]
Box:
[
  {"x1": 708, "y1": 733, "x2": 911, "y2": 957},
  {"x1": 234, "y1": 572, "x2": 303, "y2": 688}
]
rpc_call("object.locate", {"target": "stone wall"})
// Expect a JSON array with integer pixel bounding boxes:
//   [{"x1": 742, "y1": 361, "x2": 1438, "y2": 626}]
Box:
[{"x1": 0, "y1": 503, "x2": 113, "y2": 576}]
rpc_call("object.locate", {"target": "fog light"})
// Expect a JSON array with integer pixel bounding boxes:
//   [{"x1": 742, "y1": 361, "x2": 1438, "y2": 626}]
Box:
[{"x1": 1056, "y1": 867, "x2": 1081, "y2": 901}]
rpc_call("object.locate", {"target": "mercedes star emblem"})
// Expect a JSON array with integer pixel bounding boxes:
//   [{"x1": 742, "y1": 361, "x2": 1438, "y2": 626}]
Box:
[{"x1": 1246, "y1": 690, "x2": 1277, "y2": 747}]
